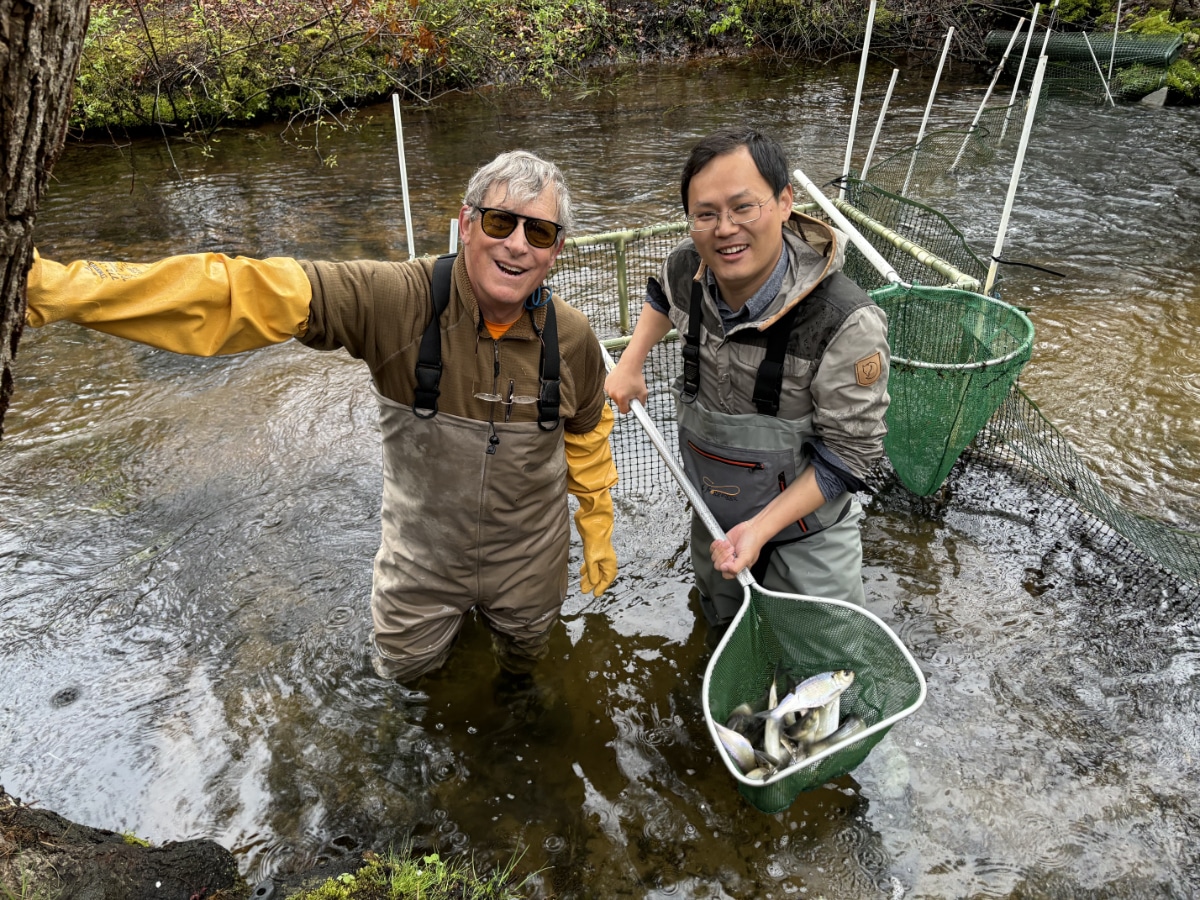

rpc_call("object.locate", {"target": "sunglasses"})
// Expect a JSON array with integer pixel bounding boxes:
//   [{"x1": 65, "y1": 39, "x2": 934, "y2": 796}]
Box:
[{"x1": 475, "y1": 207, "x2": 564, "y2": 250}]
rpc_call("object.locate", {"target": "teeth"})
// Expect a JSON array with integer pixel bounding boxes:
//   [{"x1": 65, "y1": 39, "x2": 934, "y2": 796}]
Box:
[
  {"x1": 497, "y1": 262, "x2": 523, "y2": 275},
  {"x1": 718, "y1": 245, "x2": 747, "y2": 255}
]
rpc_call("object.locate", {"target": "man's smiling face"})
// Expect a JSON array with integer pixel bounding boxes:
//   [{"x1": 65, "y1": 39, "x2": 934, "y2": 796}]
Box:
[
  {"x1": 459, "y1": 182, "x2": 563, "y2": 325},
  {"x1": 686, "y1": 145, "x2": 793, "y2": 311}
]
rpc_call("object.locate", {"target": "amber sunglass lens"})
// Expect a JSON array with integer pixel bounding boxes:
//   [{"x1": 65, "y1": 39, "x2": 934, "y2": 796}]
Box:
[
  {"x1": 524, "y1": 220, "x2": 558, "y2": 249},
  {"x1": 480, "y1": 210, "x2": 518, "y2": 240}
]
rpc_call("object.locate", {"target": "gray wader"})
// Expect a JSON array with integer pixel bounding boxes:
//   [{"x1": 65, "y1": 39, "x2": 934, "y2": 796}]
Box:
[
  {"x1": 370, "y1": 395, "x2": 569, "y2": 680},
  {"x1": 675, "y1": 392, "x2": 865, "y2": 627}
]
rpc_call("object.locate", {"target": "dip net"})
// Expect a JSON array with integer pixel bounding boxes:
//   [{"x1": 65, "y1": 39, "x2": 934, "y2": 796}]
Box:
[
  {"x1": 870, "y1": 283, "x2": 1034, "y2": 497},
  {"x1": 703, "y1": 583, "x2": 926, "y2": 813},
  {"x1": 597, "y1": 344, "x2": 927, "y2": 814}
]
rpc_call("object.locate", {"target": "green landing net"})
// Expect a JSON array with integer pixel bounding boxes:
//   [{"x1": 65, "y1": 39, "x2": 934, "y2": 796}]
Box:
[
  {"x1": 704, "y1": 584, "x2": 926, "y2": 813},
  {"x1": 598, "y1": 343, "x2": 927, "y2": 815},
  {"x1": 870, "y1": 283, "x2": 1035, "y2": 497}
]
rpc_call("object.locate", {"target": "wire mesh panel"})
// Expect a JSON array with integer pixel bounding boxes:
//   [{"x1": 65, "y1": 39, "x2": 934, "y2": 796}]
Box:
[
  {"x1": 839, "y1": 178, "x2": 992, "y2": 292},
  {"x1": 986, "y1": 30, "x2": 1183, "y2": 102},
  {"x1": 972, "y1": 386, "x2": 1200, "y2": 590},
  {"x1": 549, "y1": 224, "x2": 686, "y2": 339},
  {"x1": 547, "y1": 224, "x2": 688, "y2": 498}
]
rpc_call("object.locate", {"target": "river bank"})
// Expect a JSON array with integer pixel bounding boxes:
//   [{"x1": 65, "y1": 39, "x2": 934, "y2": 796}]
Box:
[{"x1": 74, "y1": 0, "x2": 1199, "y2": 140}]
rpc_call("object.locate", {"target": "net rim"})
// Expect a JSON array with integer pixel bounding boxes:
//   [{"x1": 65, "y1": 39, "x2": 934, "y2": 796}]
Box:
[
  {"x1": 701, "y1": 584, "x2": 928, "y2": 789},
  {"x1": 871, "y1": 284, "x2": 1036, "y2": 372}
]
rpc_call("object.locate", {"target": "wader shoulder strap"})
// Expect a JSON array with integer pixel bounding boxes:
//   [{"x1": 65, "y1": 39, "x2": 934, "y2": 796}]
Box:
[
  {"x1": 684, "y1": 280, "x2": 800, "y2": 417},
  {"x1": 413, "y1": 253, "x2": 456, "y2": 419},
  {"x1": 751, "y1": 303, "x2": 800, "y2": 417},
  {"x1": 680, "y1": 280, "x2": 703, "y2": 404},
  {"x1": 532, "y1": 299, "x2": 561, "y2": 431}
]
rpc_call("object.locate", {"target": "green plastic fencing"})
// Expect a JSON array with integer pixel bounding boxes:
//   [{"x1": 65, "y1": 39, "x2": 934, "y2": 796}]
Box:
[{"x1": 986, "y1": 30, "x2": 1183, "y2": 102}]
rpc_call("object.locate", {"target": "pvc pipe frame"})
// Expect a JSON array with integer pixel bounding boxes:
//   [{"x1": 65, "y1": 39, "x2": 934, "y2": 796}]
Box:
[
  {"x1": 1003, "y1": 3, "x2": 1040, "y2": 141},
  {"x1": 391, "y1": 94, "x2": 417, "y2": 259},
  {"x1": 951, "y1": 19, "x2": 1027, "y2": 172},
  {"x1": 861, "y1": 69, "x2": 899, "y2": 182},
  {"x1": 1082, "y1": 33, "x2": 1117, "y2": 106},
  {"x1": 840, "y1": 0, "x2": 878, "y2": 200},
  {"x1": 793, "y1": 165, "x2": 902, "y2": 287},
  {"x1": 902, "y1": 27, "x2": 954, "y2": 197},
  {"x1": 1109, "y1": 0, "x2": 1123, "y2": 80},
  {"x1": 985, "y1": 54, "x2": 1050, "y2": 295}
]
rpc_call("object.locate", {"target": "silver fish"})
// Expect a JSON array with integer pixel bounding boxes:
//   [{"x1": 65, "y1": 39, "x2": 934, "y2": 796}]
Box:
[
  {"x1": 758, "y1": 669, "x2": 854, "y2": 724},
  {"x1": 784, "y1": 709, "x2": 822, "y2": 744},
  {"x1": 715, "y1": 722, "x2": 758, "y2": 774},
  {"x1": 761, "y1": 673, "x2": 784, "y2": 762},
  {"x1": 808, "y1": 715, "x2": 868, "y2": 755},
  {"x1": 812, "y1": 695, "x2": 841, "y2": 742}
]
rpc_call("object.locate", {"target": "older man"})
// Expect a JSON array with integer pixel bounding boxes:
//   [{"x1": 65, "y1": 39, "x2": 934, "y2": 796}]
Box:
[
  {"x1": 605, "y1": 127, "x2": 888, "y2": 627},
  {"x1": 25, "y1": 150, "x2": 618, "y2": 681}
]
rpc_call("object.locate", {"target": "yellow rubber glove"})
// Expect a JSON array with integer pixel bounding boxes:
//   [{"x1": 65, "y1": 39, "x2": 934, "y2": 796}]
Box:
[
  {"x1": 25, "y1": 249, "x2": 312, "y2": 356},
  {"x1": 565, "y1": 403, "x2": 619, "y2": 596}
]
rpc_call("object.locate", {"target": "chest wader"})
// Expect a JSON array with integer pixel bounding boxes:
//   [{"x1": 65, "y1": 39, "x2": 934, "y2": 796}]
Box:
[
  {"x1": 675, "y1": 283, "x2": 864, "y2": 628},
  {"x1": 371, "y1": 255, "x2": 569, "y2": 681}
]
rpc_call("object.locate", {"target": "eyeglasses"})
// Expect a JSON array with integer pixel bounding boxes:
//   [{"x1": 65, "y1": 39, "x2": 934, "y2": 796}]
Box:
[
  {"x1": 686, "y1": 199, "x2": 771, "y2": 232},
  {"x1": 474, "y1": 207, "x2": 564, "y2": 249}
]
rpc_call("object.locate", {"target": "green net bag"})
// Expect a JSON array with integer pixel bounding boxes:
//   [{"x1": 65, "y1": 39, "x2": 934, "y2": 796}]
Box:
[
  {"x1": 703, "y1": 585, "x2": 927, "y2": 814},
  {"x1": 872, "y1": 283, "x2": 1035, "y2": 496}
]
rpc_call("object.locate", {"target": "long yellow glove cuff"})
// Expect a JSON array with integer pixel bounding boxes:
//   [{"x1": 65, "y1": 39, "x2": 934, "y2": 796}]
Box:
[
  {"x1": 25, "y1": 249, "x2": 312, "y2": 356},
  {"x1": 565, "y1": 403, "x2": 619, "y2": 596}
]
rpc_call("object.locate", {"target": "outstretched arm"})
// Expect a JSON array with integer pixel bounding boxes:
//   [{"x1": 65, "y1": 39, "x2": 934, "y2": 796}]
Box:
[{"x1": 26, "y1": 251, "x2": 312, "y2": 356}]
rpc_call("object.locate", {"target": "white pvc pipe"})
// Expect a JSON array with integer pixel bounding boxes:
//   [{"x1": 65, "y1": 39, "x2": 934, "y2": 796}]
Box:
[
  {"x1": 793, "y1": 166, "x2": 902, "y2": 285},
  {"x1": 951, "y1": 19, "x2": 1026, "y2": 171},
  {"x1": 1038, "y1": 0, "x2": 1059, "y2": 57},
  {"x1": 985, "y1": 54, "x2": 1049, "y2": 295},
  {"x1": 1003, "y1": 3, "x2": 1040, "y2": 141},
  {"x1": 1109, "y1": 0, "x2": 1123, "y2": 80},
  {"x1": 840, "y1": 0, "x2": 878, "y2": 199},
  {"x1": 902, "y1": 26, "x2": 954, "y2": 196},
  {"x1": 392, "y1": 93, "x2": 416, "y2": 259},
  {"x1": 861, "y1": 68, "x2": 899, "y2": 183},
  {"x1": 597, "y1": 346, "x2": 754, "y2": 589},
  {"x1": 1082, "y1": 32, "x2": 1117, "y2": 106}
]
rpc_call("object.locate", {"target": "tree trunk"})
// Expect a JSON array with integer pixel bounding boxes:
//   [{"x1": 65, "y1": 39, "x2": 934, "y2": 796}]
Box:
[{"x1": 0, "y1": 0, "x2": 90, "y2": 439}]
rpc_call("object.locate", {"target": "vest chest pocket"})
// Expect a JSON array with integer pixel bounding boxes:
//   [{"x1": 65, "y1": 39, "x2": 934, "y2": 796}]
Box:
[{"x1": 679, "y1": 425, "x2": 802, "y2": 535}]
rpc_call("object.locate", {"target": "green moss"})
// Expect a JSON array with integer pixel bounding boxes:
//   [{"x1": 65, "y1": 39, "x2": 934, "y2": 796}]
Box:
[
  {"x1": 287, "y1": 848, "x2": 534, "y2": 900},
  {"x1": 1167, "y1": 56, "x2": 1200, "y2": 100}
]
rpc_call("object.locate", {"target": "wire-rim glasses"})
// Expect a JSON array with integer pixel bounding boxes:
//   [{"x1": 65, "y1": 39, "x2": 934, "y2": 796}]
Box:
[{"x1": 686, "y1": 198, "x2": 772, "y2": 232}]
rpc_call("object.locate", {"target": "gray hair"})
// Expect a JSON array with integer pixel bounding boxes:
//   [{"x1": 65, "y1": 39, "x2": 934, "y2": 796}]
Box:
[{"x1": 462, "y1": 149, "x2": 575, "y2": 236}]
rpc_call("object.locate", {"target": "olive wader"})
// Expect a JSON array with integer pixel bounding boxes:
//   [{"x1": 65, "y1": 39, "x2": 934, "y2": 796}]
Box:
[
  {"x1": 371, "y1": 255, "x2": 569, "y2": 680},
  {"x1": 676, "y1": 393, "x2": 864, "y2": 627}
]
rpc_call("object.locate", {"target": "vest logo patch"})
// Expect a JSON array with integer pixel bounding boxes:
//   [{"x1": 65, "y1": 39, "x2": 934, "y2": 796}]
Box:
[{"x1": 855, "y1": 352, "x2": 882, "y2": 387}]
